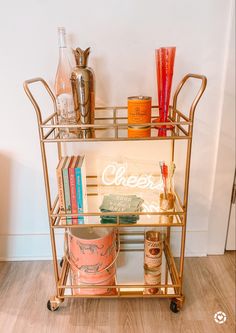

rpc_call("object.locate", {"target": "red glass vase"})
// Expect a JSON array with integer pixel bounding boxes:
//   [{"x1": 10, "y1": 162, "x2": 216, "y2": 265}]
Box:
[{"x1": 155, "y1": 47, "x2": 176, "y2": 136}]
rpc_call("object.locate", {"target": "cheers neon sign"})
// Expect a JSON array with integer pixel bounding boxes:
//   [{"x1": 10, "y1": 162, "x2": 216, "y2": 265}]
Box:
[{"x1": 101, "y1": 163, "x2": 162, "y2": 191}]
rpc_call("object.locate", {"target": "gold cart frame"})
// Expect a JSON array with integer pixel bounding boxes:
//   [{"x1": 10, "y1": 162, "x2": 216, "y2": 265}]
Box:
[{"x1": 24, "y1": 73, "x2": 207, "y2": 312}]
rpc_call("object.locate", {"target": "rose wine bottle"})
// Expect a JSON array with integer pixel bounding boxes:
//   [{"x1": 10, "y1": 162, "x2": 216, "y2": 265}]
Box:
[{"x1": 55, "y1": 27, "x2": 77, "y2": 138}]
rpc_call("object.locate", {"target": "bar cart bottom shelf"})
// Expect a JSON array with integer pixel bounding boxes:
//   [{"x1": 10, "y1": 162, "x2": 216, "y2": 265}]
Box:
[{"x1": 47, "y1": 245, "x2": 185, "y2": 313}]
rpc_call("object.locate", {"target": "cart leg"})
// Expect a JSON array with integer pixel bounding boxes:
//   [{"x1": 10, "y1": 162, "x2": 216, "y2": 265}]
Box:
[
  {"x1": 47, "y1": 296, "x2": 64, "y2": 312},
  {"x1": 170, "y1": 295, "x2": 185, "y2": 313}
]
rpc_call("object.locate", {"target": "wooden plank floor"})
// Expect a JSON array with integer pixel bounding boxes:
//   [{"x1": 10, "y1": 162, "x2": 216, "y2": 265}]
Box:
[{"x1": 0, "y1": 252, "x2": 235, "y2": 333}]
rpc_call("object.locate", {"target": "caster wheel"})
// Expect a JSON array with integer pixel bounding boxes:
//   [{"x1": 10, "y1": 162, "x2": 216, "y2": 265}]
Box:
[
  {"x1": 59, "y1": 258, "x2": 64, "y2": 268},
  {"x1": 170, "y1": 300, "x2": 179, "y2": 313},
  {"x1": 47, "y1": 299, "x2": 59, "y2": 312}
]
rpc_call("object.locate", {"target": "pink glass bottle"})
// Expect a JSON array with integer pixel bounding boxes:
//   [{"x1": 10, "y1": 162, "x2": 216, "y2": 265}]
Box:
[{"x1": 55, "y1": 27, "x2": 77, "y2": 138}]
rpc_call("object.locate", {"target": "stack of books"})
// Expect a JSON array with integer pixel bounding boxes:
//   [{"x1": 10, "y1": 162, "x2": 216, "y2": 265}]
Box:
[{"x1": 56, "y1": 156, "x2": 88, "y2": 224}]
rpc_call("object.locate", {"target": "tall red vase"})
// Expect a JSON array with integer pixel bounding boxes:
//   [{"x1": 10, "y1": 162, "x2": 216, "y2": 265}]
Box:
[{"x1": 155, "y1": 47, "x2": 176, "y2": 136}]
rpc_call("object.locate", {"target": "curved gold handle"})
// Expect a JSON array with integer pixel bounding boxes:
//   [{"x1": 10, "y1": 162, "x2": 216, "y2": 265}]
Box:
[
  {"x1": 172, "y1": 74, "x2": 207, "y2": 121},
  {"x1": 23, "y1": 77, "x2": 57, "y2": 125}
]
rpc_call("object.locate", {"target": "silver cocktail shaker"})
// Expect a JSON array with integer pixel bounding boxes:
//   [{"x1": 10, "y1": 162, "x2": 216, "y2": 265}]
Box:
[{"x1": 71, "y1": 47, "x2": 95, "y2": 138}]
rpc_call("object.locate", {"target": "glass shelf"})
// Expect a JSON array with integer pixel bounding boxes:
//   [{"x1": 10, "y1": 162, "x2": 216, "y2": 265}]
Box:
[
  {"x1": 51, "y1": 184, "x2": 185, "y2": 228},
  {"x1": 58, "y1": 242, "x2": 181, "y2": 299},
  {"x1": 41, "y1": 106, "x2": 192, "y2": 143}
]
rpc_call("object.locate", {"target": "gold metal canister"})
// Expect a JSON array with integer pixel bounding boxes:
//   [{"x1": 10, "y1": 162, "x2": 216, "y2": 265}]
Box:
[
  {"x1": 159, "y1": 192, "x2": 175, "y2": 223},
  {"x1": 128, "y1": 96, "x2": 151, "y2": 138},
  {"x1": 144, "y1": 230, "x2": 163, "y2": 270}
]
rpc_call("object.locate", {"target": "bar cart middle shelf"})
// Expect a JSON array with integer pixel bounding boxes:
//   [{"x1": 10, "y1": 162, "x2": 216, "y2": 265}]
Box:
[{"x1": 24, "y1": 73, "x2": 207, "y2": 313}]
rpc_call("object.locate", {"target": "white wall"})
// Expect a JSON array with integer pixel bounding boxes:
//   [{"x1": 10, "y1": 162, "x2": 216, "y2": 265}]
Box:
[
  {"x1": 0, "y1": 0, "x2": 234, "y2": 260},
  {"x1": 208, "y1": 3, "x2": 235, "y2": 254}
]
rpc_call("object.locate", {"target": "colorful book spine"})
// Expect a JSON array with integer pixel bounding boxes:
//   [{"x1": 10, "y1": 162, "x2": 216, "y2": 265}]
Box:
[
  {"x1": 56, "y1": 157, "x2": 66, "y2": 222},
  {"x1": 81, "y1": 157, "x2": 88, "y2": 222},
  {"x1": 69, "y1": 156, "x2": 78, "y2": 224},
  {"x1": 75, "y1": 163, "x2": 84, "y2": 224},
  {"x1": 75, "y1": 156, "x2": 88, "y2": 224},
  {"x1": 62, "y1": 157, "x2": 72, "y2": 224}
]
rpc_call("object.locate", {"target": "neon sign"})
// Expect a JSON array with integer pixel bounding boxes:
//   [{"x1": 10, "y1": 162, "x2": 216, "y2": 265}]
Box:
[{"x1": 101, "y1": 163, "x2": 162, "y2": 191}]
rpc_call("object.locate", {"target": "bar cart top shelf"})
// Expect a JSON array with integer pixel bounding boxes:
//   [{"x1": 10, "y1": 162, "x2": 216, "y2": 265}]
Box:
[{"x1": 23, "y1": 74, "x2": 207, "y2": 143}]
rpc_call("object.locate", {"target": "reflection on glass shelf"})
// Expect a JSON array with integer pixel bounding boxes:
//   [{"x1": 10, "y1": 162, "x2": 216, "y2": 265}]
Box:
[
  {"x1": 61, "y1": 248, "x2": 180, "y2": 297},
  {"x1": 117, "y1": 251, "x2": 175, "y2": 295}
]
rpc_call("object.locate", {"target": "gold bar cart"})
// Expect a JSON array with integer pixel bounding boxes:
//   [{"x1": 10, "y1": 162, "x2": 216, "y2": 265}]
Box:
[{"x1": 23, "y1": 73, "x2": 207, "y2": 312}]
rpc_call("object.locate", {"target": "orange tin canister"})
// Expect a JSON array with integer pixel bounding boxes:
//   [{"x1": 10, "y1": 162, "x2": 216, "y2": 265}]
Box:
[
  {"x1": 128, "y1": 96, "x2": 151, "y2": 138},
  {"x1": 128, "y1": 125, "x2": 151, "y2": 138}
]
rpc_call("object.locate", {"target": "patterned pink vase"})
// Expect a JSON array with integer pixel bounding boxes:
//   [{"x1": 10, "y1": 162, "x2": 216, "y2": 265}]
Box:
[{"x1": 67, "y1": 227, "x2": 117, "y2": 295}]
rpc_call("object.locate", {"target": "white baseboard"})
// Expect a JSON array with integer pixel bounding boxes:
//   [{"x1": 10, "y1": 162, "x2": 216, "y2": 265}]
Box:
[{"x1": 0, "y1": 230, "x2": 207, "y2": 261}]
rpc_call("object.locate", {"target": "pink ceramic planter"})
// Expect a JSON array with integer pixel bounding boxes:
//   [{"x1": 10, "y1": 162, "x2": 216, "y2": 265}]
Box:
[{"x1": 67, "y1": 227, "x2": 118, "y2": 295}]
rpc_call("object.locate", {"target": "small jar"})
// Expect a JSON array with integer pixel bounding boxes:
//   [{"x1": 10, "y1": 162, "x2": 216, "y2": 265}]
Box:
[
  {"x1": 144, "y1": 230, "x2": 163, "y2": 270},
  {"x1": 159, "y1": 192, "x2": 175, "y2": 223}
]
